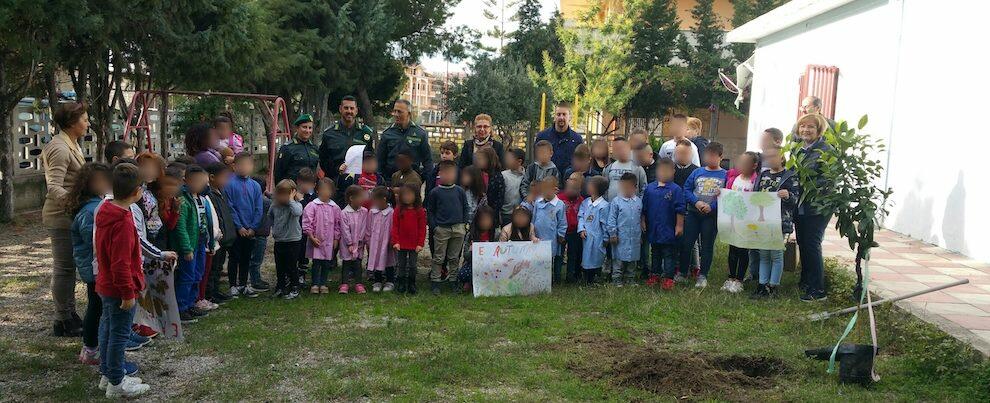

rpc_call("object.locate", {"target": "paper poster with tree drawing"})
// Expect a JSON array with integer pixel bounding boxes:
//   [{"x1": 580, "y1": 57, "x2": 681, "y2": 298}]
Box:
[
  {"x1": 472, "y1": 241, "x2": 552, "y2": 297},
  {"x1": 134, "y1": 260, "x2": 184, "y2": 340},
  {"x1": 716, "y1": 190, "x2": 785, "y2": 250}
]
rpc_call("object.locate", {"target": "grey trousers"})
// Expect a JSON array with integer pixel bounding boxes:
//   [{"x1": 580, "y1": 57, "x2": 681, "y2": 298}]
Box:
[
  {"x1": 50, "y1": 228, "x2": 78, "y2": 321},
  {"x1": 430, "y1": 224, "x2": 466, "y2": 282}
]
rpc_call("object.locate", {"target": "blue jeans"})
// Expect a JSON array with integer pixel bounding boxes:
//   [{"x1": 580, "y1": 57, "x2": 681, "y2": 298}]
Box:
[
  {"x1": 177, "y1": 243, "x2": 206, "y2": 312},
  {"x1": 250, "y1": 236, "x2": 267, "y2": 285},
  {"x1": 758, "y1": 249, "x2": 784, "y2": 285},
  {"x1": 310, "y1": 259, "x2": 334, "y2": 286},
  {"x1": 795, "y1": 213, "x2": 829, "y2": 296},
  {"x1": 98, "y1": 295, "x2": 135, "y2": 385},
  {"x1": 651, "y1": 243, "x2": 677, "y2": 278},
  {"x1": 681, "y1": 211, "x2": 717, "y2": 277}
]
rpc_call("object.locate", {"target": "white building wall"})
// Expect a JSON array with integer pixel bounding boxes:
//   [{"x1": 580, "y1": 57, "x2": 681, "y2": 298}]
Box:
[{"x1": 743, "y1": 0, "x2": 990, "y2": 261}]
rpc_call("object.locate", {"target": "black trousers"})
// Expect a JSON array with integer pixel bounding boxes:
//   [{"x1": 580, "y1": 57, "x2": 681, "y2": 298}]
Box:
[
  {"x1": 83, "y1": 282, "x2": 102, "y2": 348},
  {"x1": 228, "y1": 236, "x2": 254, "y2": 287},
  {"x1": 583, "y1": 268, "x2": 601, "y2": 284},
  {"x1": 208, "y1": 246, "x2": 228, "y2": 297},
  {"x1": 727, "y1": 245, "x2": 750, "y2": 281},
  {"x1": 341, "y1": 259, "x2": 363, "y2": 283},
  {"x1": 396, "y1": 250, "x2": 418, "y2": 279},
  {"x1": 565, "y1": 232, "x2": 583, "y2": 281},
  {"x1": 274, "y1": 241, "x2": 300, "y2": 292}
]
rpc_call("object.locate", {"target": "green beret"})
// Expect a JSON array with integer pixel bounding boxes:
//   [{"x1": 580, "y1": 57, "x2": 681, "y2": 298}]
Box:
[{"x1": 293, "y1": 114, "x2": 313, "y2": 126}]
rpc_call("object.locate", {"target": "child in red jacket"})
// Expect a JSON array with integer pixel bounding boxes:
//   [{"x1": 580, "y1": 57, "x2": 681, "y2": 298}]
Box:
[
  {"x1": 94, "y1": 163, "x2": 151, "y2": 398},
  {"x1": 558, "y1": 172, "x2": 586, "y2": 283},
  {"x1": 391, "y1": 183, "x2": 427, "y2": 294}
]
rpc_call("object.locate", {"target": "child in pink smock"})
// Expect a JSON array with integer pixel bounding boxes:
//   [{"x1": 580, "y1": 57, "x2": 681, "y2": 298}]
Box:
[
  {"x1": 302, "y1": 178, "x2": 341, "y2": 294},
  {"x1": 339, "y1": 184, "x2": 370, "y2": 294},
  {"x1": 365, "y1": 187, "x2": 396, "y2": 292}
]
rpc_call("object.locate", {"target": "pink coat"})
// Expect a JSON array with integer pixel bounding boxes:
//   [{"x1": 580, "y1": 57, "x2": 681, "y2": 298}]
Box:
[
  {"x1": 302, "y1": 199, "x2": 342, "y2": 260},
  {"x1": 339, "y1": 204, "x2": 369, "y2": 261},
  {"x1": 365, "y1": 206, "x2": 396, "y2": 272}
]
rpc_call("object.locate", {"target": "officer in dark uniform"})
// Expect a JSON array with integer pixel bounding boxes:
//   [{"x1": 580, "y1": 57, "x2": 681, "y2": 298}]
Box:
[
  {"x1": 377, "y1": 99, "x2": 433, "y2": 182},
  {"x1": 274, "y1": 114, "x2": 320, "y2": 183},
  {"x1": 318, "y1": 95, "x2": 375, "y2": 183}
]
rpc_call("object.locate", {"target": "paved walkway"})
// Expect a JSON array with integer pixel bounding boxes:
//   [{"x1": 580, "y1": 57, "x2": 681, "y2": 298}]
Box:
[{"x1": 822, "y1": 226, "x2": 990, "y2": 356}]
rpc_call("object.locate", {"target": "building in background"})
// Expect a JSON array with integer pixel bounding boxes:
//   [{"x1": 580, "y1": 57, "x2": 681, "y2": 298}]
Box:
[
  {"x1": 561, "y1": 0, "x2": 735, "y2": 30},
  {"x1": 401, "y1": 64, "x2": 463, "y2": 125},
  {"x1": 728, "y1": 0, "x2": 988, "y2": 261}
]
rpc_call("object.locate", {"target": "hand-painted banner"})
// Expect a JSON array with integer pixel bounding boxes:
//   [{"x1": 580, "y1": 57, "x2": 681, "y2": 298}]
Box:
[
  {"x1": 471, "y1": 241, "x2": 552, "y2": 297},
  {"x1": 716, "y1": 190, "x2": 785, "y2": 250},
  {"x1": 135, "y1": 260, "x2": 183, "y2": 340}
]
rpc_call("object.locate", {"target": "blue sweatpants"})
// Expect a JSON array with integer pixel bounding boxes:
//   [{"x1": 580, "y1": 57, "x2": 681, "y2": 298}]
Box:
[{"x1": 177, "y1": 243, "x2": 207, "y2": 312}]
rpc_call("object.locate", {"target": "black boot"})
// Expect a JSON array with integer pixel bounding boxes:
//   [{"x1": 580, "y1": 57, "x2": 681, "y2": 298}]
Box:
[
  {"x1": 396, "y1": 276, "x2": 407, "y2": 293},
  {"x1": 408, "y1": 276, "x2": 417, "y2": 295},
  {"x1": 52, "y1": 319, "x2": 81, "y2": 337}
]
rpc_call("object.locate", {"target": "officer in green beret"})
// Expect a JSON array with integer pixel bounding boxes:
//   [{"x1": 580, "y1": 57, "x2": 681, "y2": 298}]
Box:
[
  {"x1": 274, "y1": 114, "x2": 320, "y2": 183},
  {"x1": 318, "y1": 95, "x2": 376, "y2": 183},
  {"x1": 377, "y1": 99, "x2": 433, "y2": 182}
]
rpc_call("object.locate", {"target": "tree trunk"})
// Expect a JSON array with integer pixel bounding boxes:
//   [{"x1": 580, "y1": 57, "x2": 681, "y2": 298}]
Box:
[
  {"x1": 0, "y1": 106, "x2": 14, "y2": 222},
  {"x1": 159, "y1": 93, "x2": 170, "y2": 158},
  {"x1": 356, "y1": 85, "x2": 376, "y2": 132}
]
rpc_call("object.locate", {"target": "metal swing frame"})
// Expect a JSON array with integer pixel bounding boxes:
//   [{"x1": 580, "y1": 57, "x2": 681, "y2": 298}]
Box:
[{"x1": 121, "y1": 90, "x2": 292, "y2": 190}]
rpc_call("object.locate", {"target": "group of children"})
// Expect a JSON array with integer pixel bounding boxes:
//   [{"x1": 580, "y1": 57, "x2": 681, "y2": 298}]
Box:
[{"x1": 70, "y1": 112, "x2": 798, "y2": 397}]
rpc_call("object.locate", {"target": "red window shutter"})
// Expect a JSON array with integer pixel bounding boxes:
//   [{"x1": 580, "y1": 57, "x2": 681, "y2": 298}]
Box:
[{"x1": 797, "y1": 65, "x2": 839, "y2": 119}]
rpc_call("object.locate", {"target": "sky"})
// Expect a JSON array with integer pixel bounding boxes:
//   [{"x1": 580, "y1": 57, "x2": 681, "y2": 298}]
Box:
[{"x1": 419, "y1": 0, "x2": 559, "y2": 74}]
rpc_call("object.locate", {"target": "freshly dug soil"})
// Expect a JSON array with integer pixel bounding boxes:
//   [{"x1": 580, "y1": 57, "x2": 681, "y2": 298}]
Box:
[{"x1": 565, "y1": 334, "x2": 788, "y2": 400}]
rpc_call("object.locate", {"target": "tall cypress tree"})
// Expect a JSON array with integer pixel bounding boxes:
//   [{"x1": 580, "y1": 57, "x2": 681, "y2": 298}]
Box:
[
  {"x1": 627, "y1": 0, "x2": 682, "y2": 119},
  {"x1": 677, "y1": 0, "x2": 734, "y2": 111}
]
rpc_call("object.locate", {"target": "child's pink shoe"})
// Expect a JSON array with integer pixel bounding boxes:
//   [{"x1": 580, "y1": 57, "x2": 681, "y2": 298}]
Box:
[
  {"x1": 79, "y1": 346, "x2": 99, "y2": 365},
  {"x1": 338, "y1": 283, "x2": 349, "y2": 294},
  {"x1": 355, "y1": 284, "x2": 367, "y2": 294}
]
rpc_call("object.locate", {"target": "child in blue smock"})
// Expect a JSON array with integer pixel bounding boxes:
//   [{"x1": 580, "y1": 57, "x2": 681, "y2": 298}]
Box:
[
  {"x1": 642, "y1": 159, "x2": 685, "y2": 290},
  {"x1": 577, "y1": 176, "x2": 610, "y2": 284},
  {"x1": 532, "y1": 176, "x2": 567, "y2": 284},
  {"x1": 606, "y1": 172, "x2": 644, "y2": 286}
]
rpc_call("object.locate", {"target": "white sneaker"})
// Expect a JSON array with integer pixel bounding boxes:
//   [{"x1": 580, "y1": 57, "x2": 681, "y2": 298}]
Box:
[
  {"x1": 673, "y1": 274, "x2": 686, "y2": 283},
  {"x1": 382, "y1": 282, "x2": 395, "y2": 292},
  {"x1": 229, "y1": 286, "x2": 241, "y2": 298},
  {"x1": 195, "y1": 299, "x2": 217, "y2": 311},
  {"x1": 695, "y1": 276, "x2": 708, "y2": 288},
  {"x1": 720, "y1": 279, "x2": 733, "y2": 291},
  {"x1": 242, "y1": 286, "x2": 260, "y2": 298},
  {"x1": 105, "y1": 377, "x2": 150, "y2": 398},
  {"x1": 99, "y1": 375, "x2": 143, "y2": 391},
  {"x1": 732, "y1": 280, "x2": 744, "y2": 293},
  {"x1": 372, "y1": 282, "x2": 383, "y2": 292}
]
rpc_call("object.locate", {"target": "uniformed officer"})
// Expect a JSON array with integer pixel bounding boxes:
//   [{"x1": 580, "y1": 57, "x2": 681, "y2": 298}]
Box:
[
  {"x1": 274, "y1": 114, "x2": 320, "y2": 183},
  {"x1": 377, "y1": 99, "x2": 433, "y2": 182},
  {"x1": 318, "y1": 95, "x2": 375, "y2": 182}
]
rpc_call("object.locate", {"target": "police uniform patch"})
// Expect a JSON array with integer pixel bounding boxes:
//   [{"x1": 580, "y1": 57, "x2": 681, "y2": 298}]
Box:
[{"x1": 364, "y1": 133, "x2": 371, "y2": 141}]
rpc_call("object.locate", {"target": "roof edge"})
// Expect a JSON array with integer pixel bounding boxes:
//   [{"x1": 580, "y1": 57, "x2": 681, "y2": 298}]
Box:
[{"x1": 726, "y1": 0, "x2": 859, "y2": 43}]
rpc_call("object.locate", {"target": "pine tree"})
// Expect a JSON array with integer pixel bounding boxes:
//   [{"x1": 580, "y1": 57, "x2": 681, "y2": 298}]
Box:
[
  {"x1": 627, "y1": 0, "x2": 682, "y2": 119},
  {"x1": 677, "y1": 0, "x2": 735, "y2": 112},
  {"x1": 482, "y1": 0, "x2": 521, "y2": 54},
  {"x1": 504, "y1": 2, "x2": 562, "y2": 74}
]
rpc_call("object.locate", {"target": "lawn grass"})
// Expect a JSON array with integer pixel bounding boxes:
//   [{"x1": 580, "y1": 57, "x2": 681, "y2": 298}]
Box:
[{"x1": 3, "y1": 244, "x2": 989, "y2": 401}]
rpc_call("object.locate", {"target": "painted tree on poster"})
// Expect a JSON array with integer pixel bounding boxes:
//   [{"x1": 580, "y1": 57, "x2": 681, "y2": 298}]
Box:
[
  {"x1": 749, "y1": 192, "x2": 776, "y2": 222},
  {"x1": 721, "y1": 191, "x2": 748, "y2": 232}
]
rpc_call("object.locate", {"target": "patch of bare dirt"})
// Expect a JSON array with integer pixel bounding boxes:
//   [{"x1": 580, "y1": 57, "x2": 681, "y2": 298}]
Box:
[{"x1": 564, "y1": 334, "x2": 788, "y2": 400}]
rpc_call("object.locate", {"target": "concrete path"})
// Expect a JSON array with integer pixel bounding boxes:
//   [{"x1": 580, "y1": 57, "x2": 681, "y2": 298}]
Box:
[{"x1": 823, "y1": 226, "x2": 990, "y2": 356}]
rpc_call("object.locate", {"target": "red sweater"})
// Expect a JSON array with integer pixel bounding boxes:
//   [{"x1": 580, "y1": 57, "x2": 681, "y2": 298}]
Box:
[
  {"x1": 391, "y1": 206, "x2": 427, "y2": 250},
  {"x1": 95, "y1": 202, "x2": 145, "y2": 300},
  {"x1": 557, "y1": 192, "x2": 585, "y2": 233}
]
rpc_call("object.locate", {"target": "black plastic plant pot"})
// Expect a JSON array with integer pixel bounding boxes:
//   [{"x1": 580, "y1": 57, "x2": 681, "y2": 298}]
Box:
[{"x1": 805, "y1": 344, "x2": 878, "y2": 385}]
